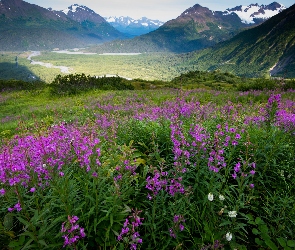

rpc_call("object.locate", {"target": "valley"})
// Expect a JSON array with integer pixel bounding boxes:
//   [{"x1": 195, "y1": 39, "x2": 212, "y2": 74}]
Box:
[{"x1": 1, "y1": 50, "x2": 191, "y2": 82}]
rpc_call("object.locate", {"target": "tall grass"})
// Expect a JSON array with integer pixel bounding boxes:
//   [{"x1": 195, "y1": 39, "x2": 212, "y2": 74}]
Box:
[{"x1": 0, "y1": 86, "x2": 294, "y2": 249}]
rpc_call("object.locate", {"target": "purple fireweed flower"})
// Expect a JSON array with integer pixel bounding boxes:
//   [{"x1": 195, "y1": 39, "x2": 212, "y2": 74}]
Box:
[
  {"x1": 14, "y1": 201, "x2": 22, "y2": 212},
  {"x1": 117, "y1": 209, "x2": 143, "y2": 249},
  {"x1": 92, "y1": 172, "x2": 98, "y2": 178},
  {"x1": 234, "y1": 162, "x2": 241, "y2": 172},
  {"x1": 0, "y1": 188, "x2": 5, "y2": 196},
  {"x1": 124, "y1": 218, "x2": 129, "y2": 228},
  {"x1": 249, "y1": 183, "x2": 255, "y2": 189},
  {"x1": 229, "y1": 127, "x2": 236, "y2": 133},
  {"x1": 114, "y1": 174, "x2": 122, "y2": 181},
  {"x1": 174, "y1": 215, "x2": 180, "y2": 223},
  {"x1": 61, "y1": 215, "x2": 85, "y2": 248},
  {"x1": 130, "y1": 244, "x2": 137, "y2": 250},
  {"x1": 69, "y1": 215, "x2": 79, "y2": 224},
  {"x1": 169, "y1": 228, "x2": 176, "y2": 238},
  {"x1": 170, "y1": 214, "x2": 185, "y2": 238},
  {"x1": 30, "y1": 187, "x2": 36, "y2": 193},
  {"x1": 250, "y1": 170, "x2": 255, "y2": 175}
]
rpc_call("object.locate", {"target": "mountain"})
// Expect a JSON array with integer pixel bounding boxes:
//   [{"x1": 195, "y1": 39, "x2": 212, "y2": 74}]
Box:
[
  {"x1": 104, "y1": 16, "x2": 164, "y2": 36},
  {"x1": 88, "y1": 2, "x2": 285, "y2": 53},
  {"x1": 61, "y1": 4, "x2": 106, "y2": 24},
  {"x1": 184, "y1": 3, "x2": 295, "y2": 78},
  {"x1": 224, "y1": 2, "x2": 286, "y2": 24},
  {"x1": 0, "y1": 1, "x2": 125, "y2": 51}
]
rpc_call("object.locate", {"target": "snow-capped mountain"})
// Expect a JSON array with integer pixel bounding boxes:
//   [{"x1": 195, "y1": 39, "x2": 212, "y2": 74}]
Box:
[
  {"x1": 104, "y1": 16, "x2": 164, "y2": 36},
  {"x1": 61, "y1": 4, "x2": 106, "y2": 24},
  {"x1": 223, "y1": 2, "x2": 286, "y2": 24}
]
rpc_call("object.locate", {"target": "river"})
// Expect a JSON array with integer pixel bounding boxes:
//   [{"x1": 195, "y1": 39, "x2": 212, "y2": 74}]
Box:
[{"x1": 27, "y1": 51, "x2": 71, "y2": 73}]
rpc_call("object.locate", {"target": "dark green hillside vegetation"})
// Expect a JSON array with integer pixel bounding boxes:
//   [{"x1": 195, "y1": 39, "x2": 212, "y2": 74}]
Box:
[
  {"x1": 185, "y1": 4, "x2": 295, "y2": 78},
  {"x1": 170, "y1": 70, "x2": 242, "y2": 89},
  {"x1": 0, "y1": 79, "x2": 45, "y2": 91},
  {"x1": 0, "y1": 0, "x2": 125, "y2": 51},
  {"x1": 50, "y1": 73, "x2": 134, "y2": 95},
  {"x1": 0, "y1": 61, "x2": 39, "y2": 82}
]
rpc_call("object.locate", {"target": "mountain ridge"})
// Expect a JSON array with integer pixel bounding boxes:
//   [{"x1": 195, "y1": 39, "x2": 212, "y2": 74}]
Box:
[
  {"x1": 184, "y1": 3, "x2": 295, "y2": 78},
  {"x1": 88, "y1": 2, "x2": 285, "y2": 53},
  {"x1": 0, "y1": 0, "x2": 126, "y2": 51},
  {"x1": 104, "y1": 16, "x2": 164, "y2": 36}
]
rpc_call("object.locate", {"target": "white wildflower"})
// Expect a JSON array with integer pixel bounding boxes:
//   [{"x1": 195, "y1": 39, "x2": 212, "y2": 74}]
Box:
[
  {"x1": 208, "y1": 192, "x2": 214, "y2": 201},
  {"x1": 228, "y1": 211, "x2": 237, "y2": 218},
  {"x1": 219, "y1": 194, "x2": 225, "y2": 201},
  {"x1": 225, "y1": 232, "x2": 232, "y2": 241}
]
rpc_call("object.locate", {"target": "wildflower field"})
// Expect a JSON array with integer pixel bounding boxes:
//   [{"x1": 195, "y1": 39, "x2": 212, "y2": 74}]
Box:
[{"x1": 0, "y1": 86, "x2": 295, "y2": 249}]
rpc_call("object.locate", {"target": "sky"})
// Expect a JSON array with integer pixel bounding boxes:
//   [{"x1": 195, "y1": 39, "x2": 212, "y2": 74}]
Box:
[{"x1": 25, "y1": 0, "x2": 294, "y2": 21}]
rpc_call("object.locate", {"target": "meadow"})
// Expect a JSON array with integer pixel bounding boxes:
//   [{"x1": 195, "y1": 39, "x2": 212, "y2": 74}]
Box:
[
  {"x1": 0, "y1": 76, "x2": 295, "y2": 249},
  {"x1": 0, "y1": 51, "x2": 191, "y2": 83}
]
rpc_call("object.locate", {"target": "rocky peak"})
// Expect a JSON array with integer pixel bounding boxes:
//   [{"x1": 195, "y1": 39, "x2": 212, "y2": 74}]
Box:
[{"x1": 62, "y1": 4, "x2": 106, "y2": 23}]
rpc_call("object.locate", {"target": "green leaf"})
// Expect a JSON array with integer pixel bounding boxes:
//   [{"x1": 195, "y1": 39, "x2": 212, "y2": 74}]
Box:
[
  {"x1": 258, "y1": 224, "x2": 269, "y2": 234},
  {"x1": 38, "y1": 239, "x2": 48, "y2": 247},
  {"x1": 255, "y1": 238, "x2": 265, "y2": 246},
  {"x1": 245, "y1": 213, "x2": 254, "y2": 221},
  {"x1": 38, "y1": 215, "x2": 64, "y2": 238},
  {"x1": 284, "y1": 247, "x2": 292, "y2": 250},
  {"x1": 3, "y1": 213, "x2": 13, "y2": 230},
  {"x1": 261, "y1": 232, "x2": 271, "y2": 241},
  {"x1": 255, "y1": 217, "x2": 264, "y2": 225},
  {"x1": 16, "y1": 216, "x2": 31, "y2": 229},
  {"x1": 287, "y1": 240, "x2": 295, "y2": 247},
  {"x1": 8, "y1": 241, "x2": 21, "y2": 247},
  {"x1": 277, "y1": 237, "x2": 286, "y2": 247},
  {"x1": 20, "y1": 235, "x2": 27, "y2": 245},
  {"x1": 110, "y1": 213, "x2": 113, "y2": 226},
  {"x1": 265, "y1": 239, "x2": 278, "y2": 250},
  {"x1": 252, "y1": 228, "x2": 260, "y2": 235},
  {"x1": 219, "y1": 220, "x2": 232, "y2": 227}
]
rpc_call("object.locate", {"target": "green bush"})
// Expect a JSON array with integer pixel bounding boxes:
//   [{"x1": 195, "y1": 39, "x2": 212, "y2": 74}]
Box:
[{"x1": 50, "y1": 74, "x2": 134, "y2": 96}]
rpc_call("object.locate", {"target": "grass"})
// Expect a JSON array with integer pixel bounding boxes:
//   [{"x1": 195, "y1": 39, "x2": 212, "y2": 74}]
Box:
[{"x1": 0, "y1": 77, "x2": 294, "y2": 249}]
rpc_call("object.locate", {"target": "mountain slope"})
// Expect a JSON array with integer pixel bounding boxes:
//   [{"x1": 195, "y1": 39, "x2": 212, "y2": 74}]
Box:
[
  {"x1": 0, "y1": 0, "x2": 125, "y2": 51},
  {"x1": 89, "y1": 4, "x2": 249, "y2": 53},
  {"x1": 185, "y1": 4, "x2": 295, "y2": 78},
  {"x1": 88, "y1": 2, "x2": 285, "y2": 53}
]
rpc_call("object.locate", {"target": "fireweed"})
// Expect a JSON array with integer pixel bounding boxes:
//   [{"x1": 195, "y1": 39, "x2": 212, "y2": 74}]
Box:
[
  {"x1": 0, "y1": 89, "x2": 294, "y2": 249},
  {"x1": 169, "y1": 214, "x2": 186, "y2": 238},
  {"x1": 61, "y1": 215, "x2": 86, "y2": 248},
  {"x1": 117, "y1": 209, "x2": 144, "y2": 250}
]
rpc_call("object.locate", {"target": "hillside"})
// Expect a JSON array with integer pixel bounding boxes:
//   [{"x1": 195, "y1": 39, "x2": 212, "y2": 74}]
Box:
[
  {"x1": 183, "y1": 4, "x2": 295, "y2": 78},
  {"x1": 88, "y1": 2, "x2": 285, "y2": 53},
  {"x1": 88, "y1": 4, "x2": 249, "y2": 53},
  {"x1": 0, "y1": 0, "x2": 125, "y2": 51}
]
